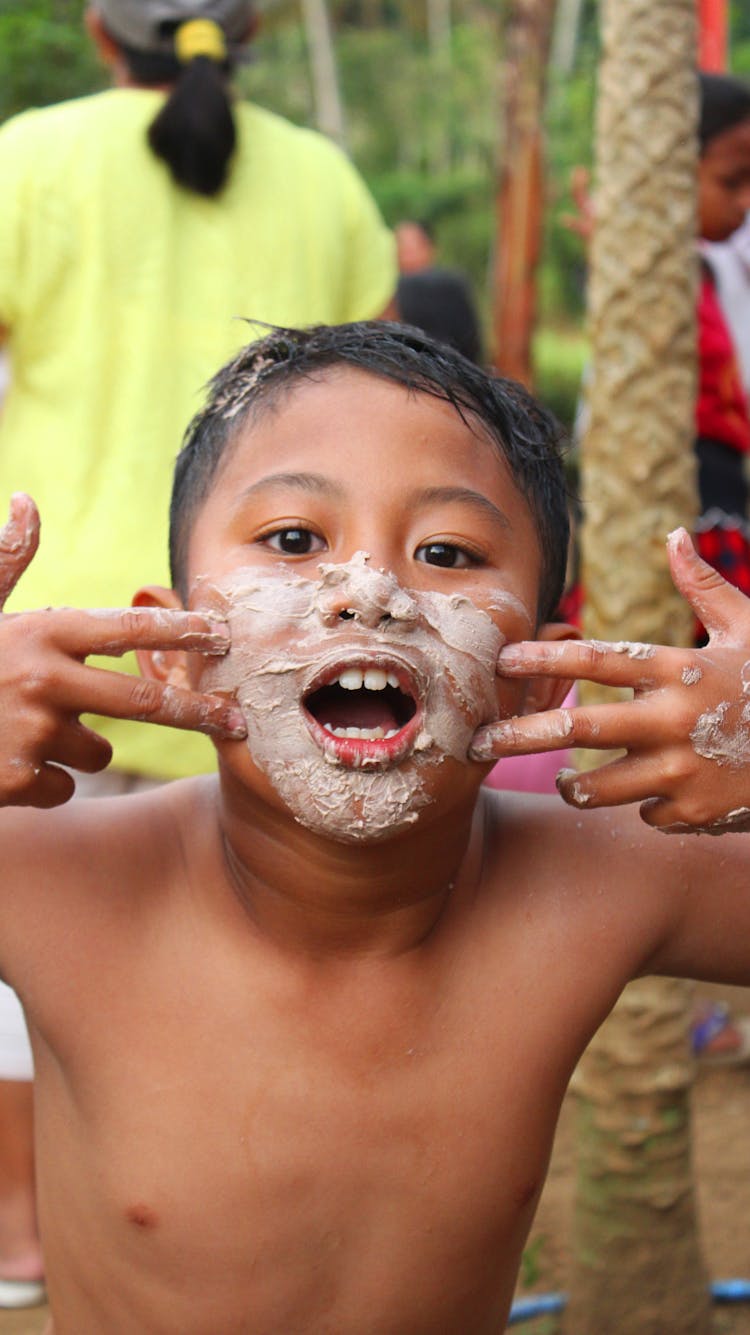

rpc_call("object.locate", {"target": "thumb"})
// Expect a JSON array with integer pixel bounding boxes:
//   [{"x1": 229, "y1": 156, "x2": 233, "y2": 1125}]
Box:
[
  {"x1": 666, "y1": 526, "x2": 749, "y2": 641},
  {"x1": 0, "y1": 494, "x2": 40, "y2": 611}
]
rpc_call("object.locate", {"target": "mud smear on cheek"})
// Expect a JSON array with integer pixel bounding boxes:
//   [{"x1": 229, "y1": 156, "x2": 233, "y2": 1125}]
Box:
[{"x1": 199, "y1": 557, "x2": 503, "y2": 843}]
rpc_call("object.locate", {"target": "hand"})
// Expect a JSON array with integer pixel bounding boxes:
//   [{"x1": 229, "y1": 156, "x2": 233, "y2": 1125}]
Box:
[
  {"x1": 560, "y1": 165, "x2": 594, "y2": 246},
  {"x1": 470, "y1": 528, "x2": 750, "y2": 833},
  {"x1": 0, "y1": 494, "x2": 247, "y2": 809}
]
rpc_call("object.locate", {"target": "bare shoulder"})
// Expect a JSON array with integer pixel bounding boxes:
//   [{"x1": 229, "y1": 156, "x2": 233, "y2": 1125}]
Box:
[
  {"x1": 0, "y1": 774, "x2": 209, "y2": 868},
  {"x1": 0, "y1": 775, "x2": 217, "y2": 982},
  {"x1": 478, "y1": 784, "x2": 750, "y2": 989},
  {"x1": 476, "y1": 787, "x2": 696, "y2": 972}
]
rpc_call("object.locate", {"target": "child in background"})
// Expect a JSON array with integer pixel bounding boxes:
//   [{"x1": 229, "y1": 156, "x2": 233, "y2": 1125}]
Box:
[
  {"x1": 396, "y1": 268, "x2": 483, "y2": 365},
  {"x1": 4, "y1": 322, "x2": 750, "y2": 1334},
  {"x1": 695, "y1": 73, "x2": 750, "y2": 600}
]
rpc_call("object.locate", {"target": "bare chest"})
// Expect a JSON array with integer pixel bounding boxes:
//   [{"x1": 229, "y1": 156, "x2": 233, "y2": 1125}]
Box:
[{"x1": 34, "y1": 950, "x2": 569, "y2": 1334}]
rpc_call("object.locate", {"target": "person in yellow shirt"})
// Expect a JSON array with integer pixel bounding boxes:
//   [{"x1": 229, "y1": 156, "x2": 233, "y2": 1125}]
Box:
[{"x1": 0, "y1": 0, "x2": 395, "y2": 1304}]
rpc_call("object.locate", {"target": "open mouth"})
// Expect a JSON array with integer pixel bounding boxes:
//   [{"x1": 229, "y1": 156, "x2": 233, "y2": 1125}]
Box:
[{"x1": 302, "y1": 660, "x2": 421, "y2": 764}]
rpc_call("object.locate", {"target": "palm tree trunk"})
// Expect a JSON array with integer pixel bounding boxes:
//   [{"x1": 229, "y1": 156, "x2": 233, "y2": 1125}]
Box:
[{"x1": 566, "y1": 2, "x2": 709, "y2": 1332}]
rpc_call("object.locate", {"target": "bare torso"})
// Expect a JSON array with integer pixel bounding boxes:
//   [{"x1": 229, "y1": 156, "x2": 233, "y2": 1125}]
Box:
[{"x1": 6, "y1": 781, "x2": 653, "y2": 1334}]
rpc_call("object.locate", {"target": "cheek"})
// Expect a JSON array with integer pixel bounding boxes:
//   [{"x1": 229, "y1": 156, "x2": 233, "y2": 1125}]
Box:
[{"x1": 494, "y1": 677, "x2": 529, "y2": 721}]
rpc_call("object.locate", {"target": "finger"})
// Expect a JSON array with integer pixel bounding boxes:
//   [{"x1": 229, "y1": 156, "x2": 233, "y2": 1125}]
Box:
[
  {"x1": 666, "y1": 526, "x2": 750, "y2": 641},
  {"x1": 6, "y1": 760, "x2": 76, "y2": 810},
  {"x1": 495, "y1": 638, "x2": 665, "y2": 688},
  {"x1": 45, "y1": 721, "x2": 113, "y2": 776},
  {"x1": 555, "y1": 755, "x2": 666, "y2": 810},
  {"x1": 0, "y1": 494, "x2": 40, "y2": 611},
  {"x1": 70, "y1": 665, "x2": 248, "y2": 739},
  {"x1": 469, "y1": 700, "x2": 656, "y2": 762},
  {"x1": 36, "y1": 606, "x2": 231, "y2": 660},
  {"x1": 632, "y1": 790, "x2": 747, "y2": 833}
]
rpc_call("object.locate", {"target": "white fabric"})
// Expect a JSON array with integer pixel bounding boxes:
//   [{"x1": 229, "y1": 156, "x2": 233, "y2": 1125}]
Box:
[{"x1": 0, "y1": 983, "x2": 32, "y2": 1082}]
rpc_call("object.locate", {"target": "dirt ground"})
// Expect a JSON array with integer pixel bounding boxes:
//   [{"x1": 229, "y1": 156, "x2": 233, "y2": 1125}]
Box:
[{"x1": 2, "y1": 990, "x2": 749, "y2": 1335}]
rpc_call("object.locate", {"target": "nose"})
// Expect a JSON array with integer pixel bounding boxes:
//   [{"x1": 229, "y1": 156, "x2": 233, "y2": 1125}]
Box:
[{"x1": 314, "y1": 553, "x2": 419, "y2": 630}]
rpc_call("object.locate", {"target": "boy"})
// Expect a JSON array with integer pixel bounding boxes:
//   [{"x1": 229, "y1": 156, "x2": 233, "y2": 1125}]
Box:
[{"x1": 2, "y1": 321, "x2": 750, "y2": 1334}]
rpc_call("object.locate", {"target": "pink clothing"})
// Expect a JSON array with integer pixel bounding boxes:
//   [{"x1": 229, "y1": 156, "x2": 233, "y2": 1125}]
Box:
[
  {"x1": 485, "y1": 749, "x2": 571, "y2": 795},
  {"x1": 484, "y1": 689, "x2": 576, "y2": 795}
]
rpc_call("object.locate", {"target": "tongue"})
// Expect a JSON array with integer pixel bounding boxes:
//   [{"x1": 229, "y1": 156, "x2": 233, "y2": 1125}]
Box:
[{"x1": 314, "y1": 688, "x2": 400, "y2": 732}]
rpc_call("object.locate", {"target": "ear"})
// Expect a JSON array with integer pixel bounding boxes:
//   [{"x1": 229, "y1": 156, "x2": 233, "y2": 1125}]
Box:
[
  {"x1": 85, "y1": 7, "x2": 121, "y2": 68},
  {"x1": 132, "y1": 585, "x2": 191, "y2": 690},
  {"x1": 519, "y1": 621, "x2": 580, "y2": 716}
]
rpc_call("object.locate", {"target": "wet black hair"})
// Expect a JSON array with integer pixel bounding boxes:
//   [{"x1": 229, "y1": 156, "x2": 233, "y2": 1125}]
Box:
[
  {"x1": 169, "y1": 321, "x2": 570, "y2": 623},
  {"x1": 396, "y1": 269, "x2": 483, "y2": 365},
  {"x1": 699, "y1": 72, "x2": 750, "y2": 154},
  {"x1": 114, "y1": 32, "x2": 236, "y2": 196}
]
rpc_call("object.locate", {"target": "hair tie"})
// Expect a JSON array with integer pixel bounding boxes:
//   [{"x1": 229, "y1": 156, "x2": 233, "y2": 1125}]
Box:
[{"x1": 175, "y1": 17, "x2": 227, "y2": 64}]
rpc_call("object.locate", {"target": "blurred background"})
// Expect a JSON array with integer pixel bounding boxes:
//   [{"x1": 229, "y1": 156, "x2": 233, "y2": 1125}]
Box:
[{"x1": 3, "y1": 0, "x2": 747, "y2": 429}]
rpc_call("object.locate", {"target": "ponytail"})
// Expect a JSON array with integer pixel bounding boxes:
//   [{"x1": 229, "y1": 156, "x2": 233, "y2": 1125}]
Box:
[
  {"x1": 114, "y1": 17, "x2": 238, "y2": 198},
  {"x1": 148, "y1": 57, "x2": 236, "y2": 197}
]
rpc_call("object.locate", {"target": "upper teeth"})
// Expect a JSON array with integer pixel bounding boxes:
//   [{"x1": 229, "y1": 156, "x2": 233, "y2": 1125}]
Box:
[{"x1": 337, "y1": 668, "x2": 400, "y2": 691}]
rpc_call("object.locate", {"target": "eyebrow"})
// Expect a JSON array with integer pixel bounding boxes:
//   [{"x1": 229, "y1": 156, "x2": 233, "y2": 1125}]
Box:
[
  {"x1": 236, "y1": 472, "x2": 345, "y2": 503},
  {"x1": 410, "y1": 486, "x2": 512, "y2": 529}
]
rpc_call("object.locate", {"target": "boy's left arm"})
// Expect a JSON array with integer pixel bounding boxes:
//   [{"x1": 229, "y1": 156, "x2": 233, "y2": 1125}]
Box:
[{"x1": 472, "y1": 528, "x2": 750, "y2": 834}]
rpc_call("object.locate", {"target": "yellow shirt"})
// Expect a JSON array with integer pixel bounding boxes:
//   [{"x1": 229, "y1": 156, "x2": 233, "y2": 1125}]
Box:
[{"x1": 0, "y1": 89, "x2": 396, "y2": 778}]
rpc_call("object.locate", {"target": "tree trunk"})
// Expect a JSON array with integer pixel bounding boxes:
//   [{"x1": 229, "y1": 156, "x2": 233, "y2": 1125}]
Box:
[
  {"x1": 491, "y1": 0, "x2": 556, "y2": 387},
  {"x1": 549, "y1": 0, "x2": 584, "y2": 76},
  {"x1": 565, "y1": 2, "x2": 709, "y2": 1333},
  {"x1": 427, "y1": 0, "x2": 452, "y2": 174},
  {"x1": 300, "y1": 0, "x2": 347, "y2": 148}
]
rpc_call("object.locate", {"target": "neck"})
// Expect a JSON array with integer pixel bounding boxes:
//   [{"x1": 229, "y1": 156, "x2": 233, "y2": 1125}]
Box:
[
  {"x1": 112, "y1": 67, "x2": 172, "y2": 91},
  {"x1": 213, "y1": 774, "x2": 485, "y2": 961}
]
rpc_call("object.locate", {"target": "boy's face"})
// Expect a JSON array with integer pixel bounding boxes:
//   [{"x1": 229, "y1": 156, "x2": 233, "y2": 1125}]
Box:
[
  {"x1": 153, "y1": 369, "x2": 569, "y2": 841},
  {"x1": 699, "y1": 117, "x2": 750, "y2": 241}
]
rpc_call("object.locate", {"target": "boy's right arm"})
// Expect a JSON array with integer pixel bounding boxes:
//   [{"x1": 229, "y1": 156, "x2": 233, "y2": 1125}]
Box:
[{"x1": 0, "y1": 493, "x2": 246, "y2": 808}]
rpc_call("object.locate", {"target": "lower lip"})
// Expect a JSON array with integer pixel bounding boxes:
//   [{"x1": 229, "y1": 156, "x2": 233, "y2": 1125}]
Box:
[{"x1": 303, "y1": 710, "x2": 423, "y2": 769}]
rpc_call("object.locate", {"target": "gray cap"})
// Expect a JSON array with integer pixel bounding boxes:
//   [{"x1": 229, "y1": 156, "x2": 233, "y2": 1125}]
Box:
[{"x1": 96, "y1": 1, "x2": 255, "y2": 54}]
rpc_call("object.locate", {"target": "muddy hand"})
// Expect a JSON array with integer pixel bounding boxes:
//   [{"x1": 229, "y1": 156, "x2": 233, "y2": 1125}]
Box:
[
  {"x1": 0, "y1": 495, "x2": 247, "y2": 808},
  {"x1": 470, "y1": 529, "x2": 750, "y2": 832},
  {"x1": 0, "y1": 493, "x2": 40, "y2": 609}
]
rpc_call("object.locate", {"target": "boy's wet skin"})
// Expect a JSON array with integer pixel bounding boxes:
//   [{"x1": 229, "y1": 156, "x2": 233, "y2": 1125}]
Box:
[{"x1": 4, "y1": 366, "x2": 750, "y2": 1334}]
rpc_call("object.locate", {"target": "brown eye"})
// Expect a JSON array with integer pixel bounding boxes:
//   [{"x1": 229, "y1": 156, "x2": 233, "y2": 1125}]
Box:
[
  {"x1": 416, "y1": 542, "x2": 473, "y2": 569},
  {"x1": 265, "y1": 528, "x2": 324, "y2": 555}
]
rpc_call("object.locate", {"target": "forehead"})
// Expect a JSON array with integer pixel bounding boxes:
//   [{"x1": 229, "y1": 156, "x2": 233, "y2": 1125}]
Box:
[
  {"x1": 704, "y1": 117, "x2": 750, "y2": 167},
  {"x1": 211, "y1": 366, "x2": 520, "y2": 501}
]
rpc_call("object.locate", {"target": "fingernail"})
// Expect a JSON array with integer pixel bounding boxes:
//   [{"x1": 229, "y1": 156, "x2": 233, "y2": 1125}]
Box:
[
  {"x1": 204, "y1": 622, "x2": 231, "y2": 652},
  {"x1": 555, "y1": 767, "x2": 577, "y2": 789},
  {"x1": 469, "y1": 729, "x2": 501, "y2": 761},
  {"x1": 226, "y1": 708, "x2": 247, "y2": 738},
  {"x1": 497, "y1": 644, "x2": 526, "y2": 662},
  {"x1": 667, "y1": 527, "x2": 690, "y2": 554}
]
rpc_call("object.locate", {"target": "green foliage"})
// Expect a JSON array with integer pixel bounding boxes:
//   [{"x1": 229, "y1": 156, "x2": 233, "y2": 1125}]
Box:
[
  {"x1": 243, "y1": 9, "x2": 500, "y2": 317},
  {"x1": 520, "y1": 1232, "x2": 548, "y2": 1288},
  {"x1": 533, "y1": 326, "x2": 588, "y2": 432},
  {"x1": 0, "y1": 0, "x2": 103, "y2": 122}
]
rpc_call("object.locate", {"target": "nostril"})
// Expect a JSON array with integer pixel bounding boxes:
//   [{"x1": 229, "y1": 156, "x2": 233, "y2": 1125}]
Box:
[{"x1": 338, "y1": 609, "x2": 356, "y2": 621}]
